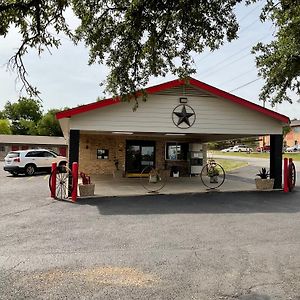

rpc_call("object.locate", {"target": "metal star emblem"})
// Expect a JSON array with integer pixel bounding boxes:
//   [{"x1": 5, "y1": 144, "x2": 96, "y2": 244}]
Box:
[{"x1": 172, "y1": 104, "x2": 196, "y2": 129}]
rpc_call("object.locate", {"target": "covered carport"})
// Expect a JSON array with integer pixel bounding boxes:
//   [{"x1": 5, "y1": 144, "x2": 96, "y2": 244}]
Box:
[{"x1": 56, "y1": 77, "x2": 289, "y2": 193}]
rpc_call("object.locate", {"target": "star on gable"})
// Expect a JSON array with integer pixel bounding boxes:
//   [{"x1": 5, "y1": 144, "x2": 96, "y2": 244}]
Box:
[{"x1": 172, "y1": 104, "x2": 196, "y2": 129}]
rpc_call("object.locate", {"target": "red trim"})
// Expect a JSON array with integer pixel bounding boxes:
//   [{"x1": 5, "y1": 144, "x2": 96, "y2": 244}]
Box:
[
  {"x1": 56, "y1": 98, "x2": 120, "y2": 119},
  {"x1": 56, "y1": 77, "x2": 290, "y2": 124}
]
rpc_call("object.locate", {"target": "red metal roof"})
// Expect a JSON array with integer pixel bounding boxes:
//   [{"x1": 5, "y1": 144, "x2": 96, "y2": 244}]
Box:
[{"x1": 56, "y1": 77, "x2": 290, "y2": 124}]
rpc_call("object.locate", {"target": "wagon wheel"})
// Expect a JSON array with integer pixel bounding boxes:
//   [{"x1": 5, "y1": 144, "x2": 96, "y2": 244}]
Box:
[
  {"x1": 200, "y1": 161, "x2": 226, "y2": 189},
  {"x1": 288, "y1": 162, "x2": 296, "y2": 191},
  {"x1": 140, "y1": 166, "x2": 166, "y2": 193},
  {"x1": 49, "y1": 165, "x2": 73, "y2": 200}
]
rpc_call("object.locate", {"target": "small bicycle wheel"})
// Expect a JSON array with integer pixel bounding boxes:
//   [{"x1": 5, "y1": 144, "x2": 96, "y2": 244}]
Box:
[
  {"x1": 140, "y1": 166, "x2": 166, "y2": 193},
  {"x1": 200, "y1": 161, "x2": 225, "y2": 189},
  {"x1": 288, "y1": 162, "x2": 296, "y2": 191},
  {"x1": 49, "y1": 165, "x2": 73, "y2": 200}
]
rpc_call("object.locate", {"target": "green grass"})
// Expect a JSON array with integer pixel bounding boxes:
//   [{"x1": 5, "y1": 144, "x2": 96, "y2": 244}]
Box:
[
  {"x1": 213, "y1": 158, "x2": 248, "y2": 172},
  {"x1": 212, "y1": 150, "x2": 300, "y2": 161}
]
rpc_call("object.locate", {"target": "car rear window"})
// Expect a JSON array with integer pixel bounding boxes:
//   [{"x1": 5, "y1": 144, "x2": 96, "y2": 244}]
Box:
[
  {"x1": 25, "y1": 151, "x2": 44, "y2": 157},
  {"x1": 7, "y1": 152, "x2": 20, "y2": 158}
]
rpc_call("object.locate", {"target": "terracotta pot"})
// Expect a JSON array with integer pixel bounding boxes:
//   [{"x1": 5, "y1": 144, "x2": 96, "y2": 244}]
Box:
[
  {"x1": 255, "y1": 178, "x2": 274, "y2": 190},
  {"x1": 79, "y1": 183, "x2": 95, "y2": 196}
]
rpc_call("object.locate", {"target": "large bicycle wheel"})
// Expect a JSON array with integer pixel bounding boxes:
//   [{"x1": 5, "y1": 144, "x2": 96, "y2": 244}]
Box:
[
  {"x1": 140, "y1": 166, "x2": 166, "y2": 193},
  {"x1": 200, "y1": 162, "x2": 225, "y2": 189},
  {"x1": 49, "y1": 165, "x2": 73, "y2": 200}
]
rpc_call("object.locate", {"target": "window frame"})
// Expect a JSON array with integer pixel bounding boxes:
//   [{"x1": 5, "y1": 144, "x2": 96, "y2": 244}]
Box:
[{"x1": 165, "y1": 141, "x2": 189, "y2": 161}]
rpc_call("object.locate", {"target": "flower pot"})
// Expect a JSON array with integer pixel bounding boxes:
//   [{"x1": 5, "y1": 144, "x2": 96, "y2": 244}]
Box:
[
  {"x1": 79, "y1": 183, "x2": 95, "y2": 197},
  {"x1": 210, "y1": 175, "x2": 218, "y2": 183},
  {"x1": 255, "y1": 178, "x2": 274, "y2": 190},
  {"x1": 149, "y1": 174, "x2": 159, "y2": 183}
]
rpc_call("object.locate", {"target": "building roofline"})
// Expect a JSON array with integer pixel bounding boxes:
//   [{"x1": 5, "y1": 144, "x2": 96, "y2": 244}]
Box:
[{"x1": 56, "y1": 77, "x2": 290, "y2": 124}]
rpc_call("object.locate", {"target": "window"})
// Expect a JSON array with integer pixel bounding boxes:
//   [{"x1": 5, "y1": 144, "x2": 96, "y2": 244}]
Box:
[
  {"x1": 97, "y1": 149, "x2": 109, "y2": 159},
  {"x1": 25, "y1": 151, "x2": 44, "y2": 157},
  {"x1": 0, "y1": 146, "x2": 5, "y2": 152},
  {"x1": 166, "y1": 142, "x2": 188, "y2": 160},
  {"x1": 43, "y1": 151, "x2": 56, "y2": 157},
  {"x1": 7, "y1": 152, "x2": 20, "y2": 158}
]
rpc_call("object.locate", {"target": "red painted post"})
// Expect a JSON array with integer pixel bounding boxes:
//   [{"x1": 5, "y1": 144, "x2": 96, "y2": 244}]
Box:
[
  {"x1": 51, "y1": 162, "x2": 57, "y2": 198},
  {"x1": 283, "y1": 158, "x2": 289, "y2": 193},
  {"x1": 72, "y1": 162, "x2": 78, "y2": 202}
]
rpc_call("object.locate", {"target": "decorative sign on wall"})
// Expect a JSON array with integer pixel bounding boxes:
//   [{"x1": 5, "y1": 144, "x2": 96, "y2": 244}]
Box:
[
  {"x1": 97, "y1": 149, "x2": 109, "y2": 159},
  {"x1": 172, "y1": 104, "x2": 196, "y2": 129}
]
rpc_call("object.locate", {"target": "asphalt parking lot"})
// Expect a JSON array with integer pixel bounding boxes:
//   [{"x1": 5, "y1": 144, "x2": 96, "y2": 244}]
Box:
[{"x1": 1, "y1": 162, "x2": 300, "y2": 299}]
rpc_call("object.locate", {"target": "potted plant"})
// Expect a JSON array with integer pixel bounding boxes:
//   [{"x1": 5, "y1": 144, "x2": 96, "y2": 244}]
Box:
[
  {"x1": 149, "y1": 169, "x2": 161, "y2": 183},
  {"x1": 255, "y1": 168, "x2": 274, "y2": 190},
  {"x1": 79, "y1": 172, "x2": 95, "y2": 196},
  {"x1": 207, "y1": 166, "x2": 219, "y2": 183}
]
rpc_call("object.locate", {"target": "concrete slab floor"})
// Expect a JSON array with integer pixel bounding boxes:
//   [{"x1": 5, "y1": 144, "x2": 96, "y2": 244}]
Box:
[{"x1": 80, "y1": 173, "x2": 257, "y2": 197}]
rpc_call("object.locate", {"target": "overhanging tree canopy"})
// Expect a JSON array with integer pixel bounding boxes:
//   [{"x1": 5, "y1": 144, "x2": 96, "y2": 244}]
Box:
[
  {"x1": 252, "y1": 0, "x2": 300, "y2": 104},
  {"x1": 0, "y1": 0, "x2": 242, "y2": 99},
  {"x1": 1, "y1": 0, "x2": 299, "y2": 105}
]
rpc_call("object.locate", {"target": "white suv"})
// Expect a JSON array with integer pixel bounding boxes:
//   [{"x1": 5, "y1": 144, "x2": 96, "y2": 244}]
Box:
[
  {"x1": 4, "y1": 149, "x2": 67, "y2": 176},
  {"x1": 232, "y1": 145, "x2": 252, "y2": 152}
]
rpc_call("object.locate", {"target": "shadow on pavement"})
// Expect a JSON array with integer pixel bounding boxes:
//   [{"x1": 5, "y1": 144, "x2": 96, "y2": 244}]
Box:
[{"x1": 76, "y1": 190, "x2": 300, "y2": 215}]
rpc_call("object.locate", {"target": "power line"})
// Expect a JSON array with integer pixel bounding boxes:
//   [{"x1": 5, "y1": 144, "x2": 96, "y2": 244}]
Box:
[
  {"x1": 229, "y1": 78, "x2": 261, "y2": 92},
  {"x1": 217, "y1": 67, "x2": 257, "y2": 87},
  {"x1": 198, "y1": 32, "x2": 271, "y2": 79},
  {"x1": 238, "y1": 18, "x2": 260, "y2": 35},
  {"x1": 197, "y1": 1, "x2": 265, "y2": 64},
  {"x1": 201, "y1": 52, "x2": 252, "y2": 79},
  {"x1": 237, "y1": 1, "x2": 264, "y2": 23}
]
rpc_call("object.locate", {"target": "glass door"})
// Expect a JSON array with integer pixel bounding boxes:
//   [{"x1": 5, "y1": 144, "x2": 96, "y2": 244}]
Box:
[{"x1": 126, "y1": 141, "x2": 155, "y2": 173}]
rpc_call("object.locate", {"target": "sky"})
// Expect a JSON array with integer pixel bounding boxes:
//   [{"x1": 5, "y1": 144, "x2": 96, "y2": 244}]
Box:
[{"x1": 0, "y1": 1, "x2": 299, "y2": 120}]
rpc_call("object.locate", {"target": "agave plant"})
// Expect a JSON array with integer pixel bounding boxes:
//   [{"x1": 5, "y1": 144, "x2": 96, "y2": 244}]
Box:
[{"x1": 256, "y1": 168, "x2": 270, "y2": 179}]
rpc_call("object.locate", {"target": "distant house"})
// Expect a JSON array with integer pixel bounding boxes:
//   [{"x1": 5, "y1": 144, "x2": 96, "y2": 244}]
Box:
[
  {"x1": 0, "y1": 135, "x2": 67, "y2": 160},
  {"x1": 259, "y1": 119, "x2": 300, "y2": 148},
  {"x1": 285, "y1": 119, "x2": 300, "y2": 147}
]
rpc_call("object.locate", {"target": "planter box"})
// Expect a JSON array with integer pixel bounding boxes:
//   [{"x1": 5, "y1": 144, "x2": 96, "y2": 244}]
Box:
[
  {"x1": 255, "y1": 178, "x2": 274, "y2": 190},
  {"x1": 79, "y1": 183, "x2": 95, "y2": 197}
]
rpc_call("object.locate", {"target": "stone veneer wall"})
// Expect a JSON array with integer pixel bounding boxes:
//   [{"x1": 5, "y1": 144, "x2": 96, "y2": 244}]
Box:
[{"x1": 79, "y1": 133, "x2": 206, "y2": 176}]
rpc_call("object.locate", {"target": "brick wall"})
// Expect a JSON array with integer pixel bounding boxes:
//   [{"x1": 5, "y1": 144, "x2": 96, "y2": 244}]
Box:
[{"x1": 79, "y1": 133, "x2": 206, "y2": 176}]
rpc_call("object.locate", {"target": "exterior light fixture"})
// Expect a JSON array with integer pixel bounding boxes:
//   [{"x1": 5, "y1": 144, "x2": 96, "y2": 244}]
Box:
[
  {"x1": 112, "y1": 132, "x2": 134, "y2": 135},
  {"x1": 165, "y1": 133, "x2": 186, "y2": 136},
  {"x1": 179, "y1": 97, "x2": 188, "y2": 103}
]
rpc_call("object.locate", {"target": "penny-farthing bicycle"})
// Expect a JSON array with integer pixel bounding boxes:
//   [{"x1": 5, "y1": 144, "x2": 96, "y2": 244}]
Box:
[
  {"x1": 200, "y1": 159, "x2": 226, "y2": 189},
  {"x1": 140, "y1": 166, "x2": 166, "y2": 193}
]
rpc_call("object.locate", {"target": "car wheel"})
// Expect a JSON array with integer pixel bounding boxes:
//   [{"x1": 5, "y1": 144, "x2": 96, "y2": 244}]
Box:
[
  {"x1": 25, "y1": 164, "x2": 36, "y2": 176},
  {"x1": 238, "y1": 149, "x2": 242, "y2": 152}
]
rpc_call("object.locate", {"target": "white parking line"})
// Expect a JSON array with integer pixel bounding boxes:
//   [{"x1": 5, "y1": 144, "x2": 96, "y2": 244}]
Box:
[
  {"x1": 27, "y1": 177, "x2": 34, "y2": 181},
  {"x1": 44, "y1": 175, "x2": 49, "y2": 180}
]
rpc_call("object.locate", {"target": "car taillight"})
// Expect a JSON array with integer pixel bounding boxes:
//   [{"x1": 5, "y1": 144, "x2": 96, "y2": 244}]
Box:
[{"x1": 13, "y1": 157, "x2": 20, "y2": 162}]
